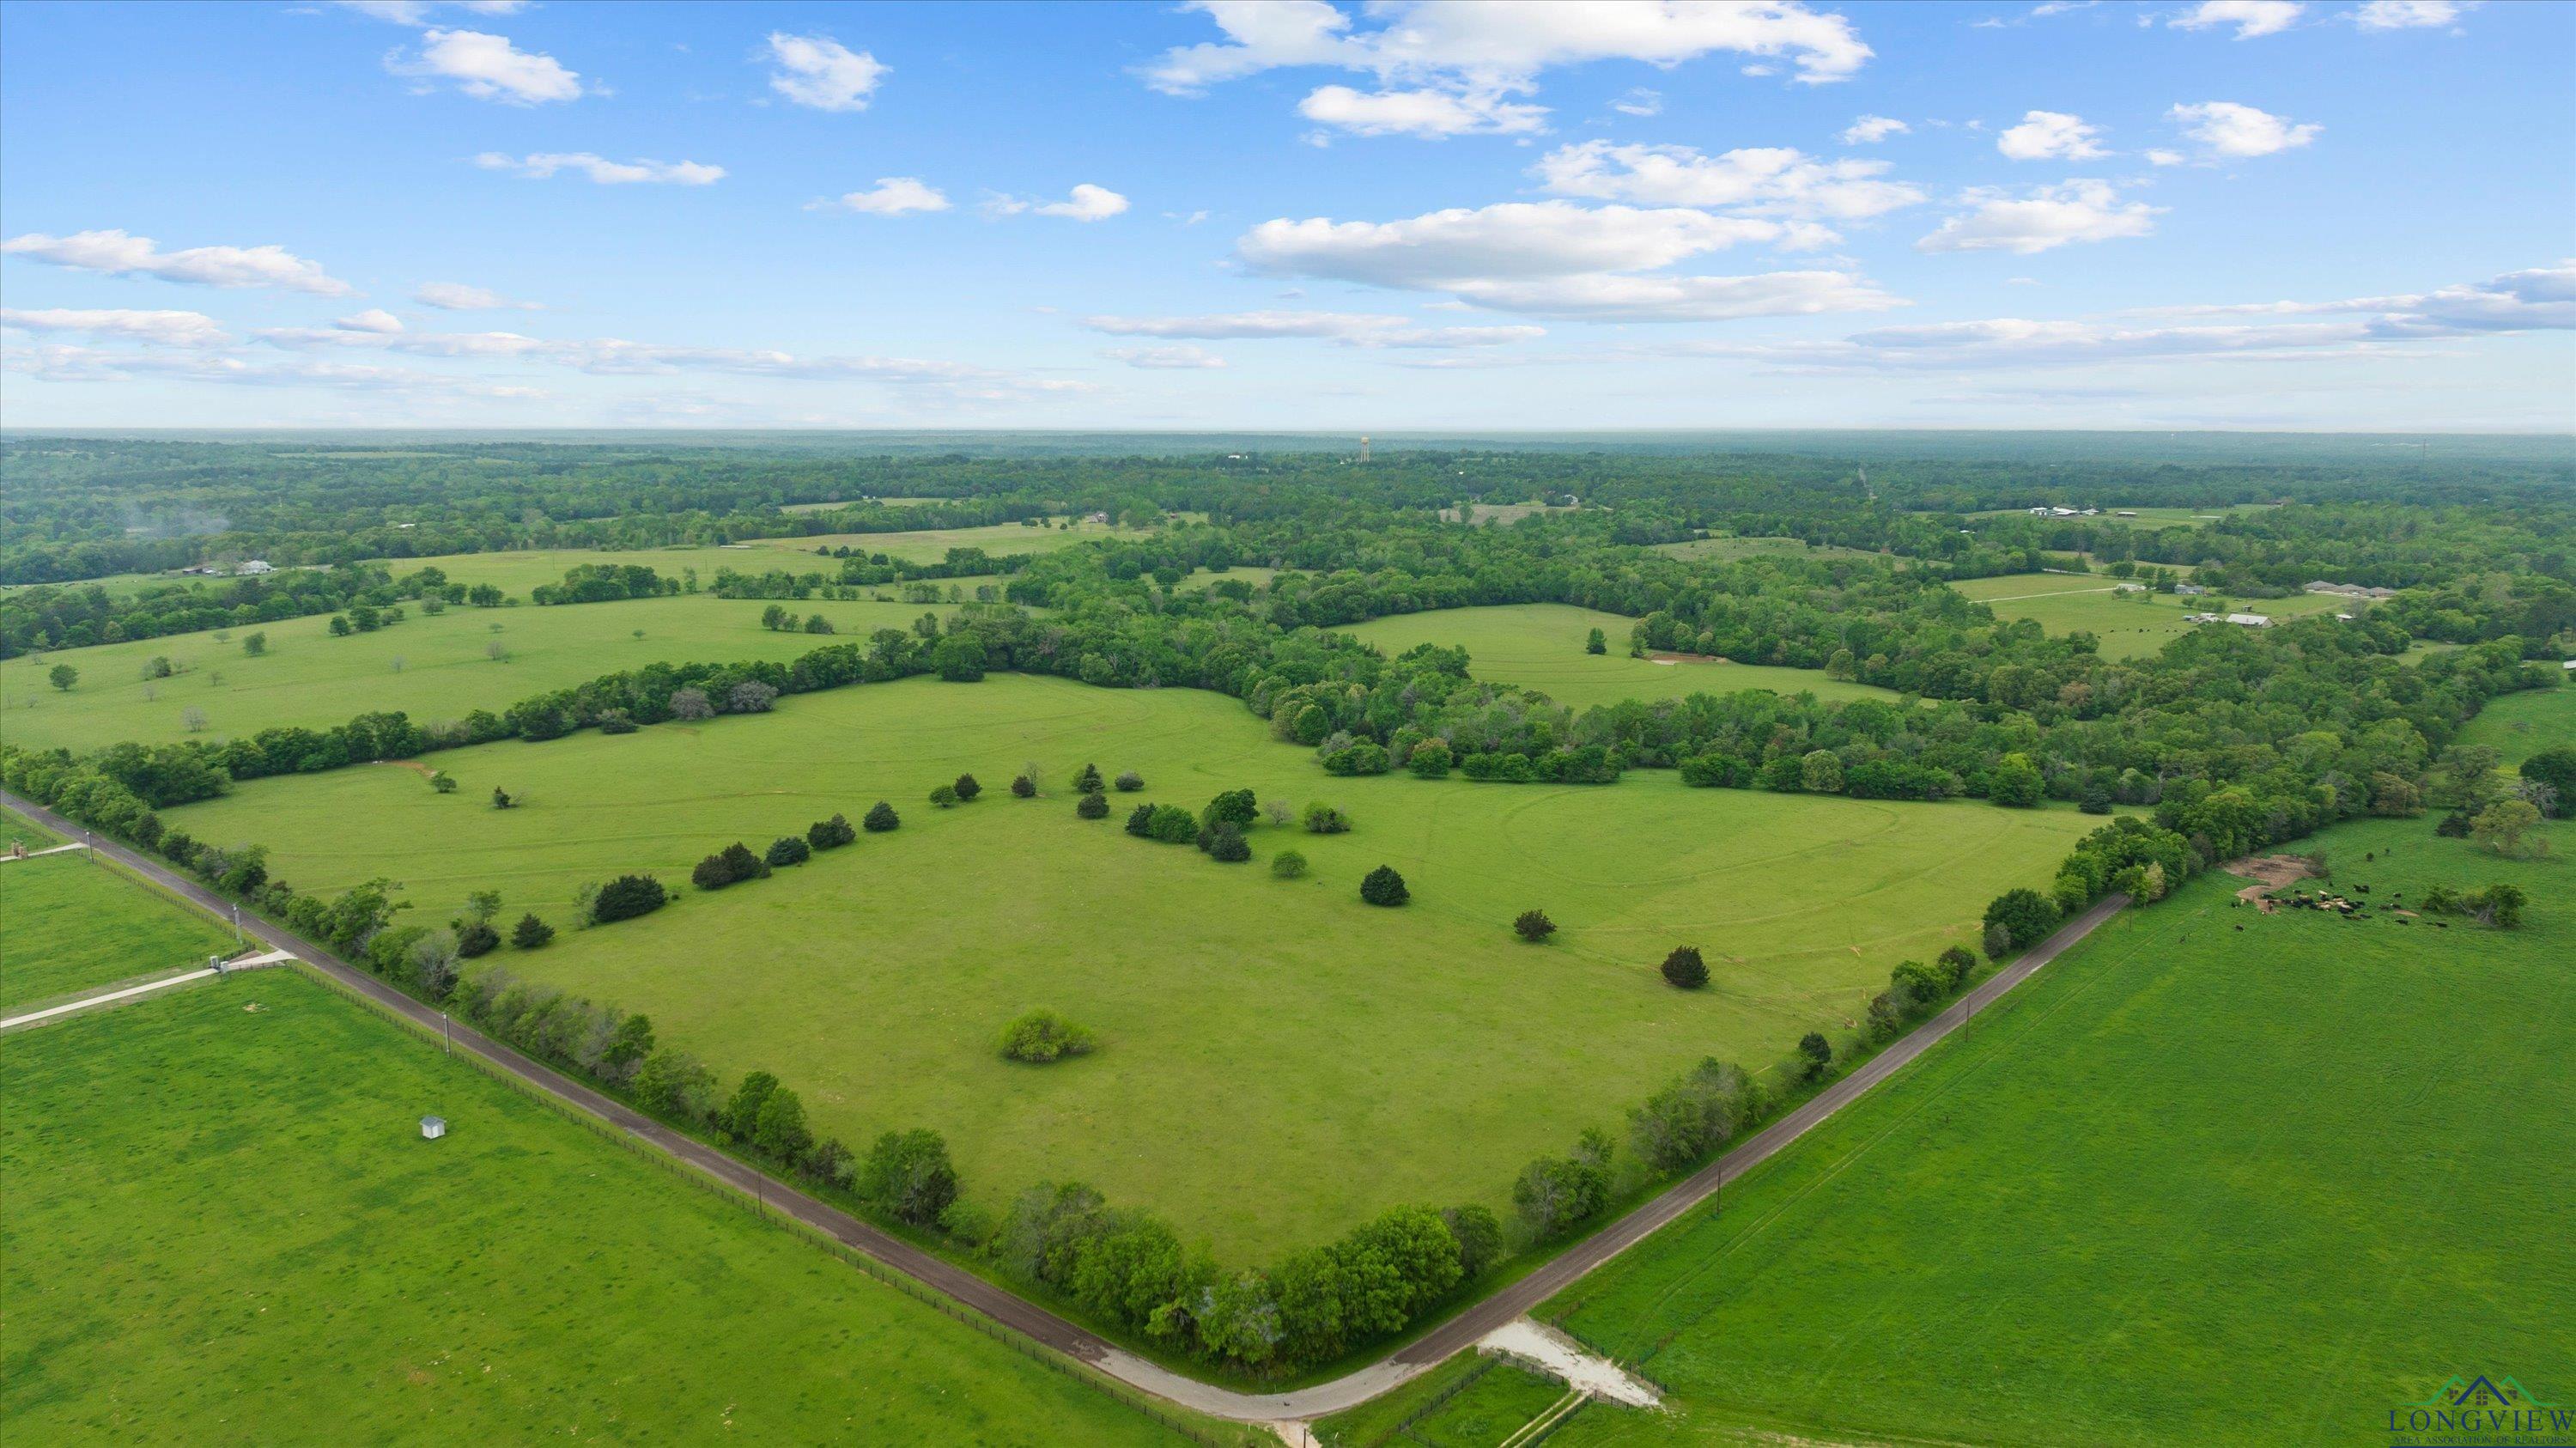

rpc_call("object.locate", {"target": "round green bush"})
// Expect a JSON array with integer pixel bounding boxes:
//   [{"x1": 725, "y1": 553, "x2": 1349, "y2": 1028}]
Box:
[{"x1": 998, "y1": 1010, "x2": 1097, "y2": 1064}]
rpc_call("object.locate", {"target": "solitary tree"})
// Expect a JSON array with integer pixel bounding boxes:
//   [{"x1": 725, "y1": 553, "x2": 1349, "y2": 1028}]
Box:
[
  {"x1": 930, "y1": 783, "x2": 960, "y2": 808},
  {"x1": 808, "y1": 813, "x2": 858, "y2": 849},
  {"x1": 765, "y1": 836, "x2": 811, "y2": 867},
  {"x1": 1114, "y1": 770, "x2": 1145, "y2": 792},
  {"x1": 1360, "y1": 865, "x2": 1410, "y2": 907},
  {"x1": 1072, "y1": 763, "x2": 1105, "y2": 793},
  {"x1": 1271, "y1": 849, "x2": 1309, "y2": 879},
  {"x1": 1077, "y1": 790, "x2": 1110, "y2": 819},
  {"x1": 1796, "y1": 1031, "x2": 1833, "y2": 1080},
  {"x1": 47, "y1": 664, "x2": 77, "y2": 692},
  {"x1": 490, "y1": 786, "x2": 514, "y2": 810},
  {"x1": 1011, "y1": 774, "x2": 1037, "y2": 798},
  {"x1": 863, "y1": 800, "x2": 901, "y2": 832},
  {"x1": 512, "y1": 913, "x2": 556, "y2": 949},
  {"x1": 1586, "y1": 627, "x2": 1607, "y2": 655},
  {"x1": 1513, "y1": 910, "x2": 1557, "y2": 943},
  {"x1": 242, "y1": 632, "x2": 268, "y2": 657},
  {"x1": 1662, "y1": 946, "x2": 1709, "y2": 989}
]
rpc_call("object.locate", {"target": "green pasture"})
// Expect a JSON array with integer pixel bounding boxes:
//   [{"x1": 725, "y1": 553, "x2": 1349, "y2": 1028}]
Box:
[
  {"x1": 1961, "y1": 502, "x2": 2278, "y2": 531},
  {"x1": 1492, "y1": 812, "x2": 2573, "y2": 1448},
  {"x1": 779, "y1": 496, "x2": 946, "y2": 512},
  {"x1": 0, "y1": 968, "x2": 1203, "y2": 1445},
  {"x1": 1, "y1": 848, "x2": 237, "y2": 1013},
  {"x1": 2458, "y1": 680, "x2": 2574, "y2": 764},
  {"x1": 0, "y1": 568, "x2": 204, "y2": 600},
  {"x1": 767, "y1": 517, "x2": 1127, "y2": 561},
  {"x1": 1340, "y1": 605, "x2": 1900, "y2": 712},
  {"x1": 161, "y1": 673, "x2": 2097, "y2": 1256},
  {"x1": 1948, "y1": 573, "x2": 2347, "y2": 660},
  {"x1": 0, "y1": 593, "x2": 962, "y2": 752},
  {"x1": 1647, "y1": 537, "x2": 1890, "y2": 566}
]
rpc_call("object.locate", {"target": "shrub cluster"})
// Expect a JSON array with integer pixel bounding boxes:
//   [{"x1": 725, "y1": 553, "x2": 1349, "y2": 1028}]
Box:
[
  {"x1": 999, "y1": 1010, "x2": 1097, "y2": 1063},
  {"x1": 2419, "y1": 880, "x2": 2526, "y2": 928},
  {"x1": 692, "y1": 842, "x2": 772, "y2": 891}
]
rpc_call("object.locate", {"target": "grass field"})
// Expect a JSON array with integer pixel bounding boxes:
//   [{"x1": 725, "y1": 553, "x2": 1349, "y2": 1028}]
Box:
[
  {"x1": 0, "y1": 593, "x2": 965, "y2": 752},
  {"x1": 160, "y1": 672, "x2": 2097, "y2": 1256},
  {"x1": 1648, "y1": 537, "x2": 1891, "y2": 566},
  {"x1": 0, "y1": 967, "x2": 1206, "y2": 1445},
  {"x1": 2458, "y1": 680, "x2": 2574, "y2": 764},
  {"x1": 0, "y1": 812, "x2": 58, "y2": 852},
  {"x1": 1948, "y1": 573, "x2": 2348, "y2": 660},
  {"x1": 1960, "y1": 503, "x2": 2279, "y2": 532},
  {"x1": 1, "y1": 850, "x2": 238, "y2": 1013},
  {"x1": 1340, "y1": 605, "x2": 1900, "y2": 712},
  {"x1": 1445, "y1": 811, "x2": 2573, "y2": 1448}
]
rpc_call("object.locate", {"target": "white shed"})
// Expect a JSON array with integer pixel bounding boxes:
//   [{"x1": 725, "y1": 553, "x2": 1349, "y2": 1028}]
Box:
[{"x1": 420, "y1": 1115, "x2": 447, "y2": 1140}]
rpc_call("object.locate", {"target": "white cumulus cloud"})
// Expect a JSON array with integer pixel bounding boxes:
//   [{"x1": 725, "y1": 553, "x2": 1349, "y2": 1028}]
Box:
[
  {"x1": 474, "y1": 151, "x2": 726, "y2": 185},
  {"x1": 2, "y1": 228, "x2": 355, "y2": 295},
  {"x1": 986, "y1": 184, "x2": 1129, "y2": 222},
  {"x1": 392, "y1": 27, "x2": 583, "y2": 104},
  {"x1": 1144, "y1": 0, "x2": 1875, "y2": 93},
  {"x1": 334, "y1": 308, "x2": 406, "y2": 333},
  {"x1": 817, "y1": 178, "x2": 951, "y2": 216},
  {"x1": 2168, "y1": 101, "x2": 2321, "y2": 157},
  {"x1": 765, "y1": 33, "x2": 886, "y2": 112},
  {"x1": 2353, "y1": 0, "x2": 2473, "y2": 29},
  {"x1": 1298, "y1": 84, "x2": 1546, "y2": 138},
  {"x1": 1997, "y1": 110, "x2": 2106, "y2": 161},
  {"x1": 1236, "y1": 200, "x2": 1899, "y2": 321},
  {"x1": 2169, "y1": 1, "x2": 2306, "y2": 38},
  {"x1": 1841, "y1": 114, "x2": 1909, "y2": 144},
  {"x1": 0, "y1": 307, "x2": 234, "y2": 348},
  {"x1": 1533, "y1": 140, "x2": 1924, "y2": 222},
  {"x1": 1917, "y1": 180, "x2": 2160, "y2": 254}
]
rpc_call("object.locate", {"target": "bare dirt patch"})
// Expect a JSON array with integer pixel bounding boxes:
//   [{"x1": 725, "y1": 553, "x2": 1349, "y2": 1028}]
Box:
[
  {"x1": 2224, "y1": 853, "x2": 2318, "y2": 904},
  {"x1": 369, "y1": 759, "x2": 437, "y2": 779},
  {"x1": 1647, "y1": 651, "x2": 1735, "y2": 666}
]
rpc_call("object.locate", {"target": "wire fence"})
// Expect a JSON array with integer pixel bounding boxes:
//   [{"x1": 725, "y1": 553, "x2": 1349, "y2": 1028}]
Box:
[
  {"x1": 1359, "y1": 1356, "x2": 1499, "y2": 1447},
  {"x1": 289, "y1": 961, "x2": 1242, "y2": 1446}
]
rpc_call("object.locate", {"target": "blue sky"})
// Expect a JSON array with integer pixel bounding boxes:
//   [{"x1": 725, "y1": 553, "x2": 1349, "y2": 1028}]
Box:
[{"x1": 3, "y1": 0, "x2": 2569, "y2": 430}]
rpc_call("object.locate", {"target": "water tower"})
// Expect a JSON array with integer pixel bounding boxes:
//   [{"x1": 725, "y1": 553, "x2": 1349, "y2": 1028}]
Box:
[{"x1": 1358, "y1": 435, "x2": 1371, "y2": 464}]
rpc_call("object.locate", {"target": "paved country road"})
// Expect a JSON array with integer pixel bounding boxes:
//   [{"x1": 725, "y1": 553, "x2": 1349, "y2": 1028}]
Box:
[{"x1": 1, "y1": 786, "x2": 2123, "y2": 1424}]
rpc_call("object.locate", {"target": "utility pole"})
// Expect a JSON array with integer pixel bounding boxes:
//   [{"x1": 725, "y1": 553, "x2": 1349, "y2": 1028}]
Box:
[{"x1": 441, "y1": 1012, "x2": 451, "y2": 1055}]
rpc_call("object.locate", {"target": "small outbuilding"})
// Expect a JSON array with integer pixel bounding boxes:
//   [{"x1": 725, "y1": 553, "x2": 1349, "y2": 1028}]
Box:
[{"x1": 420, "y1": 1115, "x2": 447, "y2": 1140}]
